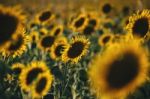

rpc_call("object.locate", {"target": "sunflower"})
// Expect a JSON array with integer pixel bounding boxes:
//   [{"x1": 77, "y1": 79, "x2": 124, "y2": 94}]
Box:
[
  {"x1": 126, "y1": 10, "x2": 150, "y2": 41},
  {"x1": 30, "y1": 30, "x2": 39, "y2": 43},
  {"x1": 31, "y1": 72, "x2": 53, "y2": 98},
  {"x1": 39, "y1": 27, "x2": 49, "y2": 35},
  {"x1": 29, "y1": 30, "x2": 39, "y2": 49},
  {"x1": 70, "y1": 13, "x2": 88, "y2": 32},
  {"x1": 38, "y1": 34, "x2": 55, "y2": 51},
  {"x1": 19, "y1": 61, "x2": 49, "y2": 92},
  {"x1": 87, "y1": 11, "x2": 100, "y2": 30},
  {"x1": 88, "y1": 39, "x2": 149, "y2": 99},
  {"x1": 62, "y1": 36, "x2": 90, "y2": 63},
  {"x1": 0, "y1": 5, "x2": 26, "y2": 49},
  {"x1": 1, "y1": 31, "x2": 29, "y2": 58},
  {"x1": 100, "y1": 2, "x2": 113, "y2": 15},
  {"x1": 11, "y1": 63, "x2": 25, "y2": 75},
  {"x1": 35, "y1": 9, "x2": 55, "y2": 25},
  {"x1": 82, "y1": 25, "x2": 95, "y2": 35},
  {"x1": 50, "y1": 37, "x2": 68, "y2": 60},
  {"x1": 98, "y1": 33, "x2": 114, "y2": 46},
  {"x1": 50, "y1": 25, "x2": 64, "y2": 36}
]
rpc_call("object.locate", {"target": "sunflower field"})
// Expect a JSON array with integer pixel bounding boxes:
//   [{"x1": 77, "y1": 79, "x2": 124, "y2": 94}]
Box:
[{"x1": 0, "y1": 0, "x2": 150, "y2": 99}]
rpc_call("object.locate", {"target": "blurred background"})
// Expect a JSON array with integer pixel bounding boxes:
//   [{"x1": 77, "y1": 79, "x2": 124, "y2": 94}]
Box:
[{"x1": 0, "y1": 0, "x2": 149, "y2": 18}]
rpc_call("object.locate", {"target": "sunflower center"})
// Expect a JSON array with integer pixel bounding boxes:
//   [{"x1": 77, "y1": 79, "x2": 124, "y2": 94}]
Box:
[
  {"x1": 0, "y1": 13, "x2": 18, "y2": 45},
  {"x1": 74, "y1": 17, "x2": 85, "y2": 28},
  {"x1": 39, "y1": 11, "x2": 51, "y2": 22},
  {"x1": 102, "y1": 3, "x2": 112, "y2": 14},
  {"x1": 102, "y1": 36, "x2": 111, "y2": 44},
  {"x1": 41, "y1": 36, "x2": 55, "y2": 47},
  {"x1": 26, "y1": 68, "x2": 43, "y2": 85},
  {"x1": 54, "y1": 28, "x2": 61, "y2": 36},
  {"x1": 67, "y1": 41, "x2": 84, "y2": 58},
  {"x1": 106, "y1": 52, "x2": 139, "y2": 89},
  {"x1": 83, "y1": 25, "x2": 94, "y2": 35},
  {"x1": 89, "y1": 19, "x2": 97, "y2": 27},
  {"x1": 132, "y1": 18, "x2": 149, "y2": 37},
  {"x1": 8, "y1": 35, "x2": 23, "y2": 51},
  {"x1": 36, "y1": 77, "x2": 47, "y2": 94},
  {"x1": 55, "y1": 45, "x2": 65, "y2": 57}
]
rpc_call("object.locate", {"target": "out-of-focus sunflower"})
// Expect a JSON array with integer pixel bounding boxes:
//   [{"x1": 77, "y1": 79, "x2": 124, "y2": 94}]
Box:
[
  {"x1": 29, "y1": 30, "x2": 39, "y2": 49},
  {"x1": 39, "y1": 27, "x2": 49, "y2": 35},
  {"x1": 50, "y1": 36, "x2": 68, "y2": 60},
  {"x1": 19, "y1": 61, "x2": 49, "y2": 92},
  {"x1": 30, "y1": 31, "x2": 39, "y2": 43},
  {"x1": 31, "y1": 72, "x2": 53, "y2": 98},
  {"x1": 62, "y1": 35, "x2": 90, "y2": 63},
  {"x1": 1, "y1": 31, "x2": 29, "y2": 58},
  {"x1": 38, "y1": 35, "x2": 55, "y2": 51},
  {"x1": 0, "y1": 5, "x2": 26, "y2": 49},
  {"x1": 50, "y1": 25, "x2": 64, "y2": 36},
  {"x1": 88, "y1": 39, "x2": 149, "y2": 99},
  {"x1": 35, "y1": 9, "x2": 55, "y2": 25},
  {"x1": 126, "y1": 9, "x2": 150, "y2": 41},
  {"x1": 87, "y1": 11, "x2": 100, "y2": 30},
  {"x1": 99, "y1": 2, "x2": 114, "y2": 16},
  {"x1": 82, "y1": 25, "x2": 95, "y2": 35},
  {"x1": 11, "y1": 63, "x2": 25, "y2": 75},
  {"x1": 70, "y1": 13, "x2": 88, "y2": 32},
  {"x1": 98, "y1": 33, "x2": 114, "y2": 46}
]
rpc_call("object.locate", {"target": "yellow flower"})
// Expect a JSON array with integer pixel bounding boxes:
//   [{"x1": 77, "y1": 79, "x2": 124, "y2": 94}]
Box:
[
  {"x1": 82, "y1": 24, "x2": 95, "y2": 35},
  {"x1": 50, "y1": 36, "x2": 68, "y2": 60},
  {"x1": 100, "y1": 2, "x2": 113, "y2": 15},
  {"x1": 98, "y1": 33, "x2": 114, "y2": 47},
  {"x1": 0, "y1": 5, "x2": 26, "y2": 49},
  {"x1": 87, "y1": 11, "x2": 100, "y2": 30},
  {"x1": 29, "y1": 30, "x2": 39, "y2": 43},
  {"x1": 62, "y1": 35, "x2": 90, "y2": 63},
  {"x1": 126, "y1": 9, "x2": 150, "y2": 41},
  {"x1": 88, "y1": 39, "x2": 149, "y2": 99},
  {"x1": 39, "y1": 27, "x2": 49, "y2": 35},
  {"x1": 1, "y1": 31, "x2": 29, "y2": 58},
  {"x1": 50, "y1": 25, "x2": 64, "y2": 36},
  {"x1": 70, "y1": 13, "x2": 89, "y2": 32},
  {"x1": 38, "y1": 34, "x2": 55, "y2": 51},
  {"x1": 11, "y1": 63, "x2": 25, "y2": 75},
  {"x1": 31, "y1": 72, "x2": 53, "y2": 98},
  {"x1": 19, "y1": 61, "x2": 49, "y2": 92},
  {"x1": 35, "y1": 9, "x2": 55, "y2": 25}
]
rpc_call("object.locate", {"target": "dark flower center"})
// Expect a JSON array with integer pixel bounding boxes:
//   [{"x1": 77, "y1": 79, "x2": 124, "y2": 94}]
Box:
[
  {"x1": 55, "y1": 45, "x2": 65, "y2": 57},
  {"x1": 89, "y1": 19, "x2": 97, "y2": 27},
  {"x1": 83, "y1": 25, "x2": 94, "y2": 35},
  {"x1": 74, "y1": 17, "x2": 85, "y2": 28},
  {"x1": 39, "y1": 11, "x2": 52, "y2": 22},
  {"x1": 35, "y1": 77, "x2": 47, "y2": 94},
  {"x1": 106, "y1": 52, "x2": 139, "y2": 89},
  {"x1": 132, "y1": 18, "x2": 149, "y2": 37},
  {"x1": 0, "y1": 13, "x2": 18, "y2": 45},
  {"x1": 102, "y1": 3, "x2": 112, "y2": 14},
  {"x1": 102, "y1": 36, "x2": 111, "y2": 44},
  {"x1": 26, "y1": 68, "x2": 43, "y2": 85},
  {"x1": 54, "y1": 28, "x2": 61, "y2": 36},
  {"x1": 41, "y1": 36, "x2": 55, "y2": 48},
  {"x1": 67, "y1": 41, "x2": 85, "y2": 58}
]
